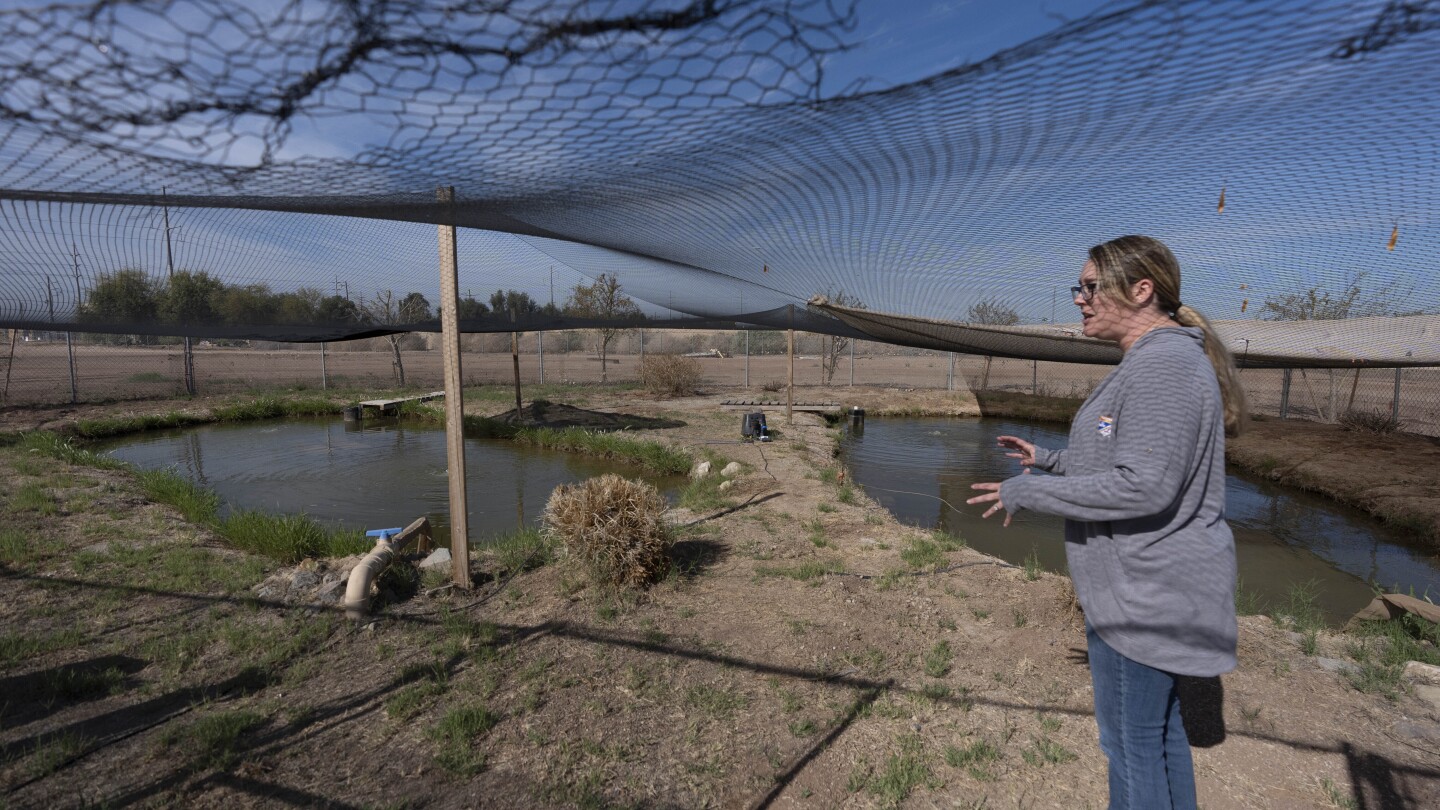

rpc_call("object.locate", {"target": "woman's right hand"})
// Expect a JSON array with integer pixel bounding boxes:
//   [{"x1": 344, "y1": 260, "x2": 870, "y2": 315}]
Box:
[{"x1": 996, "y1": 435, "x2": 1037, "y2": 467}]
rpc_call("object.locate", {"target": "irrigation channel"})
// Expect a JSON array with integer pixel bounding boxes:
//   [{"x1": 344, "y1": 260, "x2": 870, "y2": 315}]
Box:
[
  {"x1": 842, "y1": 416, "x2": 1440, "y2": 626},
  {"x1": 99, "y1": 417, "x2": 685, "y2": 546}
]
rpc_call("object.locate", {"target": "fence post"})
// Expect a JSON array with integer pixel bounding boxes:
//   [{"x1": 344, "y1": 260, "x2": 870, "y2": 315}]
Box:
[
  {"x1": 947, "y1": 353, "x2": 955, "y2": 391},
  {"x1": 1032, "y1": 359, "x2": 1038, "y2": 395},
  {"x1": 538, "y1": 331, "x2": 544, "y2": 384},
  {"x1": 66, "y1": 331, "x2": 77, "y2": 403},
  {"x1": 1279, "y1": 368, "x2": 1291, "y2": 420},
  {"x1": 320, "y1": 342, "x2": 328, "y2": 391},
  {"x1": 1392, "y1": 367, "x2": 1402, "y2": 425},
  {"x1": 436, "y1": 185, "x2": 471, "y2": 589},
  {"x1": 744, "y1": 329, "x2": 750, "y2": 388},
  {"x1": 849, "y1": 339, "x2": 855, "y2": 387}
]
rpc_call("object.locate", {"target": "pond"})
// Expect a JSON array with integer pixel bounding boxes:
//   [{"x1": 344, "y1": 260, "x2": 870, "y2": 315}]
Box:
[
  {"x1": 99, "y1": 417, "x2": 685, "y2": 546},
  {"x1": 842, "y1": 416, "x2": 1440, "y2": 625}
]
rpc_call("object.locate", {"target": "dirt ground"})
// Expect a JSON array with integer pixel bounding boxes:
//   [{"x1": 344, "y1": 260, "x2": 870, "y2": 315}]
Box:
[{"x1": 2, "y1": 387, "x2": 1439, "y2": 809}]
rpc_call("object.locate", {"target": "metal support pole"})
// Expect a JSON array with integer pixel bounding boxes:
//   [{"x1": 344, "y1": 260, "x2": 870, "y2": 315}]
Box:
[
  {"x1": 1279, "y1": 369, "x2": 1292, "y2": 420},
  {"x1": 744, "y1": 329, "x2": 750, "y2": 389},
  {"x1": 436, "y1": 186, "x2": 471, "y2": 588},
  {"x1": 947, "y1": 353, "x2": 956, "y2": 391},
  {"x1": 1032, "y1": 359, "x2": 1038, "y2": 395},
  {"x1": 538, "y1": 331, "x2": 544, "y2": 383},
  {"x1": 320, "y1": 342, "x2": 328, "y2": 391},
  {"x1": 1392, "y1": 367, "x2": 1402, "y2": 426},
  {"x1": 849, "y1": 339, "x2": 855, "y2": 387}
]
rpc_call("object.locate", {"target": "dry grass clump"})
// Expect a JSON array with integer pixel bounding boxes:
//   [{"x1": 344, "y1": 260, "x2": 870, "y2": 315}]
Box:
[
  {"x1": 639, "y1": 354, "x2": 703, "y2": 396},
  {"x1": 543, "y1": 474, "x2": 674, "y2": 588},
  {"x1": 1338, "y1": 408, "x2": 1399, "y2": 434}
]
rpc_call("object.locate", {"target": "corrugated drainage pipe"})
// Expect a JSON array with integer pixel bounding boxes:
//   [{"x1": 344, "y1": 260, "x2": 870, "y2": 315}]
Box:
[{"x1": 344, "y1": 516, "x2": 431, "y2": 620}]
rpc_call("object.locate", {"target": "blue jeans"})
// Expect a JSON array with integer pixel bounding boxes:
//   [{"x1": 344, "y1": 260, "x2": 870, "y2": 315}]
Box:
[{"x1": 1086, "y1": 624, "x2": 1197, "y2": 810}]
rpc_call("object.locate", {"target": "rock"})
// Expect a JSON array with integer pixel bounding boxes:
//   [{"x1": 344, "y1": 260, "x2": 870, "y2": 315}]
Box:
[
  {"x1": 1313, "y1": 657, "x2": 1357, "y2": 676},
  {"x1": 720, "y1": 462, "x2": 742, "y2": 477},
  {"x1": 419, "y1": 547, "x2": 452, "y2": 570},
  {"x1": 718, "y1": 480, "x2": 733, "y2": 492},
  {"x1": 315, "y1": 579, "x2": 346, "y2": 604},
  {"x1": 691, "y1": 461, "x2": 711, "y2": 479},
  {"x1": 1416, "y1": 685, "x2": 1440, "y2": 713},
  {"x1": 1404, "y1": 661, "x2": 1440, "y2": 686},
  {"x1": 289, "y1": 570, "x2": 320, "y2": 590},
  {"x1": 1394, "y1": 719, "x2": 1440, "y2": 744}
]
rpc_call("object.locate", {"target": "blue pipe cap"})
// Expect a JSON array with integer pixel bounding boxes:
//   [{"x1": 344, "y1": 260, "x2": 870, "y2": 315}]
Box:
[{"x1": 366, "y1": 527, "x2": 405, "y2": 538}]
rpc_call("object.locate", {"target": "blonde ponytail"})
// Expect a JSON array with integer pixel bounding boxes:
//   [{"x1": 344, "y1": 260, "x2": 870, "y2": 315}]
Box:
[{"x1": 1175, "y1": 304, "x2": 1248, "y2": 436}]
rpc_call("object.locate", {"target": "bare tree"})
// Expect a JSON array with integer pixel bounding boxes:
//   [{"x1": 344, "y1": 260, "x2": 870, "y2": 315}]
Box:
[
  {"x1": 1259, "y1": 271, "x2": 1414, "y2": 321},
  {"x1": 967, "y1": 296, "x2": 1020, "y2": 391},
  {"x1": 819, "y1": 291, "x2": 865, "y2": 385},
  {"x1": 360, "y1": 290, "x2": 415, "y2": 386},
  {"x1": 564, "y1": 274, "x2": 641, "y2": 383}
]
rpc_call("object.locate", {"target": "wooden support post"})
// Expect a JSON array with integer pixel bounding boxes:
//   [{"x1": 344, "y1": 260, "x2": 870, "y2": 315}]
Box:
[
  {"x1": 320, "y1": 342, "x2": 328, "y2": 390},
  {"x1": 1346, "y1": 367, "x2": 1362, "y2": 414},
  {"x1": 786, "y1": 307, "x2": 794, "y2": 424},
  {"x1": 1279, "y1": 369, "x2": 1291, "y2": 420},
  {"x1": 510, "y1": 306, "x2": 522, "y2": 416},
  {"x1": 436, "y1": 186, "x2": 471, "y2": 588},
  {"x1": 1392, "y1": 368, "x2": 1402, "y2": 426}
]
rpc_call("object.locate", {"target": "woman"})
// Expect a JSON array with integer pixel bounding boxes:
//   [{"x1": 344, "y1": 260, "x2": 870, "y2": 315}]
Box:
[{"x1": 967, "y1": 235, "x2": 1246, "y2": 810}]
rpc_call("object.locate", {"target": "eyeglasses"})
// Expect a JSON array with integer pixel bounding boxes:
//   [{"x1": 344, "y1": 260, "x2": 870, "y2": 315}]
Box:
[{"x1": 1071, "y1": 282, "x2": 1098, "y2": 301}]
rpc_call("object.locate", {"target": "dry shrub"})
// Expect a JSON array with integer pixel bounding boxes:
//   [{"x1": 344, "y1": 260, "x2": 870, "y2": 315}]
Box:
[
  {"x1": 1339, "y1": 409, "x2": 1399, "y2": 434},
  {"x1": 760, "y1": 379, "x2": 784, "y2": 392},
  {"x1": 640, "y1": 353, "x2": 702, "y2": 396},
  {"x1": 543, "y1": 474, "x2": 674, "y2": 588}
]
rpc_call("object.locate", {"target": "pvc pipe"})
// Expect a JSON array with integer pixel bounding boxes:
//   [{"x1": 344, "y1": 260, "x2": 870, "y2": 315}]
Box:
[
  {"x1": 344, "y1": 529, "x2": 401, "y2": 620},
  {"x1": 343, "y1": 519, "x2": 429, "y2": 619}
]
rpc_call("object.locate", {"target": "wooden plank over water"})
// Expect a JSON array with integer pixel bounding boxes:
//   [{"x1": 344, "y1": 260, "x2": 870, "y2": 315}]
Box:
[
  {"x1": 721, "y1": 399, "x2": 840, "y2": 413},
  {"x1": 359, "y1": 391, "x2": 446, "y2": 412}
]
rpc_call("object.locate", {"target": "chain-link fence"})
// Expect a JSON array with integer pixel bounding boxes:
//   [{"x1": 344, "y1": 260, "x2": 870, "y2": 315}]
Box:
[{"x1": 5, "y1": 329, "x2": 1438, "y2": 437}]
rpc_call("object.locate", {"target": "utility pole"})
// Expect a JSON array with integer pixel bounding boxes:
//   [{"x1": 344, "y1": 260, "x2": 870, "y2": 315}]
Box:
[{"x1": 161, "y1": 188, "x2": 195, "y2": 396}]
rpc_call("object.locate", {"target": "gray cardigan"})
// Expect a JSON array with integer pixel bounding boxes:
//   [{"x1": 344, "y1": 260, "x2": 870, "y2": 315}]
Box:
[{"x1": 1000, "y1": 327, "x2": 1237, "y2": 677}]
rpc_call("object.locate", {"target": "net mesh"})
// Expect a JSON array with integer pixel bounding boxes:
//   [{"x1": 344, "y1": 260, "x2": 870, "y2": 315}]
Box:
[{"x1": 0, "y1": 0, "x2": 1437, "y2": 368}]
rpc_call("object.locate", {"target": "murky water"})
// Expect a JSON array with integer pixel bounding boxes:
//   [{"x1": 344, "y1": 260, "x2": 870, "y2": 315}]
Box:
[
  {"x1": 100, "y1": 418, "x2": 684, "y2": 545},
  {"x1": 843, "y1": 417, "x2": 1440, "y2": 625}
]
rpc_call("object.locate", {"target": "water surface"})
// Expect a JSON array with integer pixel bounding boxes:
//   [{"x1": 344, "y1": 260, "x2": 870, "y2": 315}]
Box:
[
  {"x1": 101, "y1": 417, "x2": 683, "y2": 545},
  {"x1": 843, "y1": 417, "x2": 1440, "y2": 625}
]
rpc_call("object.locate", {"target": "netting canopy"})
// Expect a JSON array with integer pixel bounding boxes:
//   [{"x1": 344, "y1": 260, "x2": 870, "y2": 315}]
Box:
[{"x1": 1, "y1": 0, "x2": 1437, "y2": 366}]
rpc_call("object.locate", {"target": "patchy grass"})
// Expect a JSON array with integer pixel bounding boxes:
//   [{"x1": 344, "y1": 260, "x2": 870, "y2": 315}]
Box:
[
  {"x1": 1344, "y1": 613, "x2": 1440, "y2": 700},
  {"x1": 684, "y1": 684, "x2": 748, "y2": 719},
  {"x1": 24, "y1": 733, "x2": 90, "y2": 779},
  {"x1": 217, "y1": 510, "x2": 367, "y2": 563},
  {"x1": 754, "y1": 558, "x2": 842, "y2": 582},
  {"x1": 9, "y1": 481, "x2": 60, "y2": 515},
  {"x1": 859, "y1": 734, "x2": 936, "y2": 808},
  {"x1": 1022, "y1": 547, "x2": 1043, "y2": 581},
  {"x1": 487, "y1": 527, "x2": 557, "y2": 575},
  {"x1": 1, "y1": 627, "x2": 86, "y2": 669},
  {"x1": 159, "y1": 709, "x2": 267, "y2": 770},
  {"x1": 135, "y1": 467, "x2": 220, "y2": 523},
  {"x1": 923, "y1": 640, "x2": 953, "y2": 678},
  {"x1": 17, "y1": 431, "x2": 126, "y2": 469},
  {"x1": 0, "y1": 526, "x2": 35, "y2": 565},
  {"x1": 430, "y1": 703, "x2": 500, "y2": 776},
  {"x1": 1021, "y1": 736, "x2": 1077, "y2": 767},
  {"x1": 944, "y1": 739, "x2": 1001, "y2": 780}
]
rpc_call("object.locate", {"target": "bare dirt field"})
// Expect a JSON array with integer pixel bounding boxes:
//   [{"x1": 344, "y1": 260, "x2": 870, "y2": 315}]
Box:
[
  {"x1": 2, "y1": 387, "x2": 1439, "y2": 809},
  {"x1": 6, "y1": 341, "x2": 1440, "y2": 436}
]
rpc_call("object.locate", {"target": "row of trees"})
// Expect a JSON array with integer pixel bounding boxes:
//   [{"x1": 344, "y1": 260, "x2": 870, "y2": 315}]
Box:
[{"x1": 75, "y1": 268, "x2": 579, "y2": 334}]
